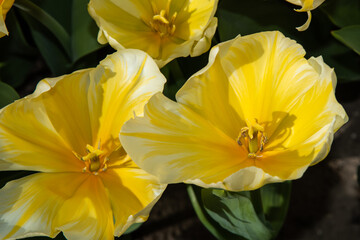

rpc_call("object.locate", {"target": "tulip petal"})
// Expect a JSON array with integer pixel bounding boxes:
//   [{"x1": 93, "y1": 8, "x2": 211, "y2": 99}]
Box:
[
  {"x1": 121, "y1": 93, "x2": 254, "y2": 186},
  {"x1": 0, "y1": 92, "x2": 84, "y2": 172},
  {"x1": 54, "y1": 175, "x2": 115, "y2": 240},
  {"x1": 100, "y1": 167, "x2": 165, "y2": 235},
  {"x1": 95, "y1": 49, "x2": 166, "y2": 155},
  {"x1": 0, "y1": 0, "x2": 14, "y2": 37},
  {"x1": 0, "y1": 173, "x2": 87, "y2": 239}
]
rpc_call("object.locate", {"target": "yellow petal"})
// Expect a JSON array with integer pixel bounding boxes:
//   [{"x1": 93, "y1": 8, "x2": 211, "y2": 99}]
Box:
[
  {"x1": 100, "y1": 167, "x2": 165, "y2": 236},
  {"x1": 95, "y1": 49, "x2": 166, "y2": 155},
  {"x1": 54, "y1": 175, "x2": 114, "y2": 240},
  {"x1": 0, "y1": 0, "x2": 14, "y2": 37},
  {"x1": 296, "y1": 11, "x2": 312, "y2": 31},
  {"x1": 0, "y1": 93, "x2": 83, "y2": 172},
  {"x1": 0, "y1": 173, "x2": 88, "y2": 239},
  {"x1": 121, "y1": 93, "x2": 253, "y2": 186}
]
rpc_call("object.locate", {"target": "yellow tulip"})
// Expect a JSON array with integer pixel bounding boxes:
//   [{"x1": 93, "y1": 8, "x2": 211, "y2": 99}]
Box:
[
  {"x1": 88, "y1": 0, "x2": 218, "y2": 68},
  {"x1": 0, "y1": 49, "x2": 166, "y2": 239},
  {"x1": 0, "y1": 0, "x2": 14, "y2": 37},
  {"x1": 120, "y1": 31, "x2": 348, "y2": 192},
  {"x1": 286, "y1": 0, "x2": 326, "y2": 31}
]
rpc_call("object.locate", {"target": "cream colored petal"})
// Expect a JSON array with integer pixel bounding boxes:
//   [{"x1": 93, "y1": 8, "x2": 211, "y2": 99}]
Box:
[
  {"x1": 0, "y1": 0, "x2": 14, "y2": 37},
  {"x1": 100, "y1": 167, "x2": 165, "y2": 236},
  {"x1": 296, "y1": 11, "x2": 312, "y2": 31},
  {"x1": 0, "y1": 173, "x2": 88, "y2": 239},
  {"x1": 121, "y1": 93, "x2": 253, "y2": 187},
  {"x1": 0, "y1": 93, "x2": 83, "y2": 172},
  {"x1": 95, "y1": 49, "x2": 166, "y2": 155},
  {"x1": 190, "y1": 17, "x2": 218, "y2": 57}
]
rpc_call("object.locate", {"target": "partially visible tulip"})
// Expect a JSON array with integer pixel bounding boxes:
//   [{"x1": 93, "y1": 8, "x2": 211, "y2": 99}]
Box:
[
  {"x1": 0, "y1": 0, "x2": 14, "y2": 37},
  {"x1": 88, "y1": 0, "x2": 218, "y2": 68},
  {"x1": 286, "y1": 0, "x2": 325, "y2": 31}
]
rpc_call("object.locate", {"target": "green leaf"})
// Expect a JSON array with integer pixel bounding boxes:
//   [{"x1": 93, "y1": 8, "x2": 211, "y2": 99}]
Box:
[
  {"x1": 187, "y1": 185, "x2": 244, "y2": 240},
  {"x1": 0, "y1": 57, "x2": 35, "y2": 88},
  {"x1": 321, "y1": 0, "x2": 360, "y2": 28},
  {"x1": 202, "y1": 189, "x2": 272, "y2": 240},
  {"x1": 261, "y1": 182, "x2": 292, "y2": 237},
  {"x1": 123, "y1": 222, "x2": 143, "y2": 235},
  {"x1": 332, "y1": 25, "x2": 360, "y2": 55},
  {"x1": 0, "y1": 81, "x2": 19, "y2": 108},
  {"x1": 71, "y1": 0, "x2": 103, "y2": 62}
]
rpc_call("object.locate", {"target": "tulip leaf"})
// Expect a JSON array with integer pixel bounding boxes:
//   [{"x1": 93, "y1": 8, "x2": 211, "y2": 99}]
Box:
[
  {"x1": 71, "y1": 0, "x2": 103, "y2": 62},
  {"x1": 321, "y1": 0, "x2": 360, "y2": 28},
  {"x1": 332, "y1": 25, "x2": 360, "y2": 55},
  {"x1": 187, "y1": 185, "x2": 245, "y2": 240},
  {"x1": 0, "y1": 81, "x2": 19, "y2": 108},
  {"x1": 202, "y1": 189, "x2": 272, "y2": 240},
  {"x1": 189, "y1": 181, "x2": 291, "y2": 240}
]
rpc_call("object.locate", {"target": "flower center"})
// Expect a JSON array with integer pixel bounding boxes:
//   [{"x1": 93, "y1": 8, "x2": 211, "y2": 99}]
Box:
[
  {"x1": 237, "y1": 120, "x2": 268, "y2": 159},
  {"x1": 149, "y1": 8, "x2": 177, "y2": 37},
  {"x1": 73, "y1": 143, "x2": 108, "y2": 175}
]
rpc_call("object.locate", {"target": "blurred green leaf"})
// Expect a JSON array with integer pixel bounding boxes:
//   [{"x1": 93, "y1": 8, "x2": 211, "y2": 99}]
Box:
[
  {"x1": 0, "y1": 57, "x2": 34, "y2": 88},
  {"x1": 71, "y1": 0, "x2": 102, "y2": 62},
  {"x1": 14, "y1": 0, "x2": 71, "y2": 57},
  {"x1": 22, "y1": 14, "x2": 71, "y2": 75},
  {"x1": 321, "y1": 0, "x2": 360, "y2": 28},
  {"x1": 0, "y1": 81, "x2": 19, "y2": 108},
  {"x1": 123, "y1": 223, "x2": 143, "y2": 235},
  {"x1": 261, "y1": 182, "x2": 291, "y2": 237},
  {"x1": 332, "y1": 25, "x2": 360, "y2": 55}
]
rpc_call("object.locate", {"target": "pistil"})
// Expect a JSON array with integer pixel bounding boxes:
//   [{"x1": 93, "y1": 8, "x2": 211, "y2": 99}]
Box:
[{"x1": 237, "y1": 120, "x2": 267, "y2": 159}]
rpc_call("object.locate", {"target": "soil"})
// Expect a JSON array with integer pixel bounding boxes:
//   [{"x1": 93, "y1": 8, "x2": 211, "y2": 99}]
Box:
[{"x1": 126, "y1": 82, "x2": 360, "y2": 240}]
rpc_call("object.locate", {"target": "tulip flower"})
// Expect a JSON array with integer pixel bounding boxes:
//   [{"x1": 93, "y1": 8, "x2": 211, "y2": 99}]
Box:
[
  {"x1": 286, "y1": 0, "x2": 326, "y2": 31},
  {"x1": 0, "y1": 0, "x2": 14, "y2": 37},
  {"x1": 88, "y1": 0, "x2": 218, "y2": 68},
  {"x1": 120, "y1": 31, "x2": 348, "y2": 192},
  {"x1": 0, "y1": 49, "x2": 166, "y2": 239}
]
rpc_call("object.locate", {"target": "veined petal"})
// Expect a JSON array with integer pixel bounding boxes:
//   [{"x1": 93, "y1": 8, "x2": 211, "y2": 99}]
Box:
[
  {"x1": 0, "y1": 93, "x2": 83, "y2": 172},
  {"x1": 100, "y1": 167, "x2": 165, "y2": 236},
  {"x1": 0, "y1": 173, "x2": 87, "y2": 239},
  {"x1": 121, "y1": 93, "x2": 253, "y2": 186},
  {"x1": 54, "y1": 175, "x2": 115, "y2": 240},
  {"x1": 217, "y1": 32, "x2": 318, "y2": 135},
  {"x1": 0, "y1": 0, "x2": 14, "y2": 38},
  {"x1": 95, "y1": 49, "x2": 166, "y2": 155}
]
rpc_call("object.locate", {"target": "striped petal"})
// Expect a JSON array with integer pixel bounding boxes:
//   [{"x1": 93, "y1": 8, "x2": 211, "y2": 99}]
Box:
[{"x1": 0, "y1": 173, "x2": 87, "y2": 239}]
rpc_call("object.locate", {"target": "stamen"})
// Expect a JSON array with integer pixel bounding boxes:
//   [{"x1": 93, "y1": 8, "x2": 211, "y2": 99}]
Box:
[
  {"x1": 236, "y1": 120, "x2": 267, "y2": 159},
  {"x1": 73, "y1": 143, "x2": 108, "y2": 174}
]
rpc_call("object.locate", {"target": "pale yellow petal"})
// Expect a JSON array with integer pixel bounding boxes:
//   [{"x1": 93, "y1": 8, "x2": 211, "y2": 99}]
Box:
[
  {"x1": 0, "y1": 0, "x2": 14, "y2": 37},
  {"x1": 95, "y1": 49, "x2": 166, "y2": 155},
  {"x1": 190, "y1": 17, "x2": 218, "y2": 57},
  {"x1": 296, "y1": 11, "x2": 312, "y2": 31},
  {"x1": 0, "y1": 94, "x2": 83, "y2": 172},
  {"x1": 54, "y1": 175, "x2": 114, "y2": 240},
  {"x1": 176, "y1": 44, "x2": 245, "y2": 140},
  {"x1": 0, "y1": 173, "x2": 87, "y2": 239},
  {"x1": 217, "y1": 32, "x2": 319, "y2": 135},
  {"x1": 100, "y1": 167, "x2": 165, "y2": 236},
  {"x1": 121, "y1": 93, "x2": 254, "y2": 187}
]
